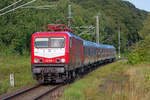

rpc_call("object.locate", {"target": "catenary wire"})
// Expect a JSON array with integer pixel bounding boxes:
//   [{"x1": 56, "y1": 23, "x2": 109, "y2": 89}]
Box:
[
  {"x1": 0, "y1": 0, "x2": 23, "y2": 12},
  {"x1": 0, "y1": 0, "x2": 36, "y2": 16}
]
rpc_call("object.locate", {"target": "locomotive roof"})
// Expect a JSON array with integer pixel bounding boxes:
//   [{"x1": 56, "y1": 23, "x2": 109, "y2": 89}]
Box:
[{"x1": 34, "y1": 32, "x2": 82, "y2": 40}]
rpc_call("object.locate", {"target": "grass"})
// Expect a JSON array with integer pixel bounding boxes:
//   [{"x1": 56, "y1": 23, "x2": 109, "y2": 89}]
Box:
[
  {"x1": 61, "y1": 60, "x2": 150, "y2": 100},
  {"x1": 1, "y1": 56, "x2": 150, "y2": 100},
  {"x1": 0, "y1": 56, "x2": 37, "y2": 95}
]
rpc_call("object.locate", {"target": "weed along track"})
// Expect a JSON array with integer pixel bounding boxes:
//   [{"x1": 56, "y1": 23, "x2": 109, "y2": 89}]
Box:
[
  {"x1": 2, "y1": 84, "x2": 64, "y2": 100},
  {"x1": 34, "y1": 84, "x2": 64, "y2": 100}
]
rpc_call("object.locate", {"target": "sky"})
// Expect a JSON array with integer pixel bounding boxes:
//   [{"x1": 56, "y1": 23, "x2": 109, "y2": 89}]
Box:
[{"x1": 125, "y1": 0, "x2": 150, "y2": 12}]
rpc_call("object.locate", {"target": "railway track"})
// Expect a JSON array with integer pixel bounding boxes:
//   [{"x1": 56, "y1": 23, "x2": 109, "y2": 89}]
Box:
[
  {"x1": 34, "y1": 84, "x2": 64, "y2": 100},
  {"x1": 2, "y1": 84, "x2": 64, "y2": 100},
  {"x1": 1, "y1": 59, "x2": 124, "y2": 100}
]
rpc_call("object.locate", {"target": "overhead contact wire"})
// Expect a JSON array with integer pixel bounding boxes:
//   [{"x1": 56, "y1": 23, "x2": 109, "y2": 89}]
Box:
[
  {"x1": 0, "y1": 0, "x2": 36, "y2": 16},
  {"x1": 0, "y1": 0, "x2": 23, "y2": 12}
]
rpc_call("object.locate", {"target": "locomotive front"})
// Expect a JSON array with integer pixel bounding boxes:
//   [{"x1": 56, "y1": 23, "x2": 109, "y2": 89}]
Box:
[{"x1": 31, "y1": 32, "x2": 69, "y2": 83}]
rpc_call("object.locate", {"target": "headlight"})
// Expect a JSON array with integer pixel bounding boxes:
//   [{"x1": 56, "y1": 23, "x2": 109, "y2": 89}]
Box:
[
  {"x1": 39, "y1": 59, "x2": 43, "y2": 63},
  {"x1": 56, "y1": 58, "x2": 60, "y2": 63},
  {"x1": 34, "y1": 58, "x2": 39, "y2": 63},
  {"x1": 61, "y1": 58, "x2": 66, "y2": 63}
]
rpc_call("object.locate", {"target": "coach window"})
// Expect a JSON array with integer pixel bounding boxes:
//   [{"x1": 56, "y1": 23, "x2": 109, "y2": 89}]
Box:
[
  {"x1": 70, "y1": 38, "x2": 72, "y2": 48},
  {"x1": 85, "y1": 47, "x2": 87, "y2": 56},
  {"x1": 50, "y1": 37, "x2": 65, "y2": 48},
  {"x1": 84, "y1": 47, "x2": 86, "y2": 56},
  {"x1": 88, "y1": 48, "x2": 90, "y2": 56},
  {"x1": 34, "y1": 38, "x2": 49, "y2": 48}
]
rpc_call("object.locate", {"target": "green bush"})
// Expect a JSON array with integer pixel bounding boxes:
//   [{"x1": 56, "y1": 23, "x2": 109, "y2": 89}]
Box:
[
  {"x1": 128, "y1": 52, "x2": 141, "y2": 64},
  {"x1": 128, "y1": 37, "x2": 150, "y2": 64},
  {"x1": 0, "y1": 0, "x2": 147, "y2": 56}
]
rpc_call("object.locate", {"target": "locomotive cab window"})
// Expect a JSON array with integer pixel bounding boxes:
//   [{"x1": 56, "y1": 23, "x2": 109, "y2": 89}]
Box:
[
  {"x1": 34, "y1": 37, "x2": 65, "y2": 48},
  {"x1": 50, "y1": 37, "x2": 65, "y2": 48},
  {"x1": 34, "y1": 38, "x2": 49, "y2": 48}
]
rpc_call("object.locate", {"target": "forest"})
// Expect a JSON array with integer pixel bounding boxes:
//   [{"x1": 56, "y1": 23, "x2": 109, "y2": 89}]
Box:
[{"x1": 0, "y1": 0, "x2": 149, "y2": 63}]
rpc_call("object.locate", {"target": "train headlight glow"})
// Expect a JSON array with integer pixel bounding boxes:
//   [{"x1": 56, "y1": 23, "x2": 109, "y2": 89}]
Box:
[
  {"x1": 34, "y1": 58, "x2": 39, "y2": 63},
  {"x1": 61, "y1": 58, "x2": 66, "y2": 63}
]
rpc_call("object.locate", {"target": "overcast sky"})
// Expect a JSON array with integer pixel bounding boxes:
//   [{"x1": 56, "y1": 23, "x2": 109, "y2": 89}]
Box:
[{"x1": 125, "y1": 0, "x2": 150, "y2": 12}]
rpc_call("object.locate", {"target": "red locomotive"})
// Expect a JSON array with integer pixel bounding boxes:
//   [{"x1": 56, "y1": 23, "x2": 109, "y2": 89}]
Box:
[{"x1": 31, "y1": 24, "x2": 116, "y2": 83}]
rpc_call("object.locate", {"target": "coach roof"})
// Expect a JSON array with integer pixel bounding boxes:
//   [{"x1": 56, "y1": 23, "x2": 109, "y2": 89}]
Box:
[{"x1": 83, "y1": 40, "x2": 115, "y2": 49}]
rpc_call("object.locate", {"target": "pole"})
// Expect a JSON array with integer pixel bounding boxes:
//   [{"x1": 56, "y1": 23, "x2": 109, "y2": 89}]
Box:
[
  {"x1": 13, "y1": 0, "x2": 16, "y2": 12},
  {"x1": 10, "y1": 74, "x2": 15, "y2": 87},
  {"x1": 96, "y1": 16, "x2": 99, "y2": 44},
  {"x1": 118, "y1": 27, "x2": 121, "y2": 59},
  {"x1": 14, "y1": 0, "x2": 16, "y2": 7},
  {"x1": 68, "y1": 5, "x2": 72, "y2": 28}
]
